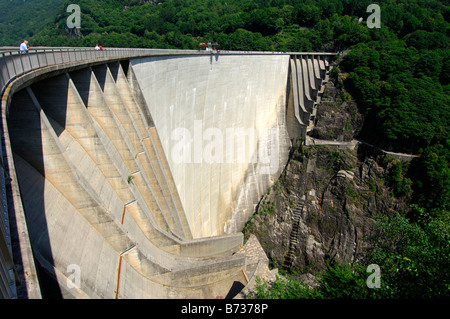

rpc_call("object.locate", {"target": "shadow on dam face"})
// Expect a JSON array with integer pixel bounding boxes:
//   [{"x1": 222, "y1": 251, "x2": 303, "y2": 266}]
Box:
[{"x1": 8, "y1": 80, "x2": 68, "y2": 298}]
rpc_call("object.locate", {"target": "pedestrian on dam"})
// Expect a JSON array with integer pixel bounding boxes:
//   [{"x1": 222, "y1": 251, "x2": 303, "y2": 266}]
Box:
[{"x1": 20, "y1": 40, "x2": 29, "y2": 53}]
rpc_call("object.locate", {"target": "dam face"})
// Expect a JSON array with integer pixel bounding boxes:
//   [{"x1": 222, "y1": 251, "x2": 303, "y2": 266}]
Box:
[
  {"x1": 0, "y1": 50, "x2": 332, "y2": 298},
  {"x1": 131, "y1": 54, "x2": 291, "y2": 238}
]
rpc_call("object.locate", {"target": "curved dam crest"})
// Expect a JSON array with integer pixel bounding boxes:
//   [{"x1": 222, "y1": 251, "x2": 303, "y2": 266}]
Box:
[{"x1": 131, "y1": 54, "x2": 291, "y2": 238}]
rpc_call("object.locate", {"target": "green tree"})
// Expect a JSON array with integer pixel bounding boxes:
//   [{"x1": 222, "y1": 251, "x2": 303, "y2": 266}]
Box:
[
  {"x1": 295, "y1": 4, "x2": 321, "y2": 27},
  {"x1": 410, "y1": 143, "x2": 450, "y2": 211},
  {"x1": 316, "y1": 262, "x2": 372, "y2": 298},
  {"x1": 253, "y1": 275, "x2": 319, "y2": 299},
  {"x1": 365, "y1": 212, "x2": 450, "y2": 298}
]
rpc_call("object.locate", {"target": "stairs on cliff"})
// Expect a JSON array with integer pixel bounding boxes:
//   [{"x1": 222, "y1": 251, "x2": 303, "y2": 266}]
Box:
[{"x1": 282, "y1": 197, "x2": 305, "y2": 271}]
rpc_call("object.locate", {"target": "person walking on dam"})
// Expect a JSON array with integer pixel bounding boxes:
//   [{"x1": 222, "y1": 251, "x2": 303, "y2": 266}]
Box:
[{"x1": 20, "y1": 40, "x2": 29, "y2": 53}]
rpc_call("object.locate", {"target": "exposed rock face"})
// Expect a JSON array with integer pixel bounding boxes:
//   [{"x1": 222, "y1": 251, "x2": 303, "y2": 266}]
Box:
[
  {"x1": 243, "y1": 140, "x2": 410, "y2": 278},
  {"x1": 244, "y1": 61, "x2": 414, "y2": 286},
  {"x1": 310, "y1": 76, "x2": 363, "y2": 142},
  {"x1": 242, "y1": 58, "x2": 411, "y2": 288}
]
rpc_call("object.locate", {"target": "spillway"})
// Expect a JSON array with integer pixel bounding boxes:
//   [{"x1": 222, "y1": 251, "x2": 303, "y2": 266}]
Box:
[{"x1": 0, "y1": 49, "x2": 332, "y2": 299}]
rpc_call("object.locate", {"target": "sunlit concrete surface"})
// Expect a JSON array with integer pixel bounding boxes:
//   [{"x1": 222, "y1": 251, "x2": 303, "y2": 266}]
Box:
[{"x1": 131, "y1": 54, "x2": 292, "y2": 238}]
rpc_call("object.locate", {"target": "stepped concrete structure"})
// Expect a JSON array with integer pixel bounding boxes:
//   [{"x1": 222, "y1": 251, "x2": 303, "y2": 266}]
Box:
[
  {"x1": 286, "y1": 54, "x2": 331, "y2": 139},
  {"x1": 0, "y1": 48, "x2": 333, "y2": 299}
]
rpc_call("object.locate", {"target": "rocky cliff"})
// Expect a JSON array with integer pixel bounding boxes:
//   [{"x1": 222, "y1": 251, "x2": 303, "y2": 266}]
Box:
[{"x1": 242, "y1": 67, "x2": 412, "y2": 285}]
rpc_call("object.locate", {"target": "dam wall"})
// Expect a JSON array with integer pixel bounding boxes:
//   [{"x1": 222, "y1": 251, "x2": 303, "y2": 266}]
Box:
[
  {"x1": 0, "y1": 48, "x2": 333, "y2": 298},
  {"x1": 4, "y1": 60, "x2": 251, "y2": 298},
  {"x1": 131, "y1": 54, "x2": 292, "y2": 238}
]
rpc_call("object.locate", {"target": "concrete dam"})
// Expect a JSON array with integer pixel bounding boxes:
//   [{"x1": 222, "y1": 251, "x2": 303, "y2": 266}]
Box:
[{"x1": 0, "y1": 48, "x2": 332, "y2": 299}]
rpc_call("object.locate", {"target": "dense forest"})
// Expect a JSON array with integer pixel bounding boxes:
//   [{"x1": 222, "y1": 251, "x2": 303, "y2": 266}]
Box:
[
  {"x1": 3, "y1": 0, "x2": 420, "y2": 51},
  {"x1": 1, "y1": 0, "x2": 449, "y2": 298},
  {"x1": 0, "y1": 0, "x2": 66, "y2": 46}
]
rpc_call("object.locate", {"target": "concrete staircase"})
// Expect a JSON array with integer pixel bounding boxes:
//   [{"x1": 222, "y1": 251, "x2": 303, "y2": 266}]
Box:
[{"x1": 6, "y1": 61, "x2": 248, "y2": 298}]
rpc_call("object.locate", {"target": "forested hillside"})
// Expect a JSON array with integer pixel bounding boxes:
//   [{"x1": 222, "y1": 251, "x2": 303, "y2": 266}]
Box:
[
  {"x1": 9, "y1": 0, "x2": 385, "y2": 50},
  {"x1": 19, "y1": 0, "x2": 447, "y2": 52},
  {"x1": 0, "y1": 0, "x2": 66, "y2": 46}
]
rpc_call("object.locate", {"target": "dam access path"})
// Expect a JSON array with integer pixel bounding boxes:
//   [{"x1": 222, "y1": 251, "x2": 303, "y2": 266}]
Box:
[{"x1": 0, "y1": 47, "x2": 334, "y2": 299}]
